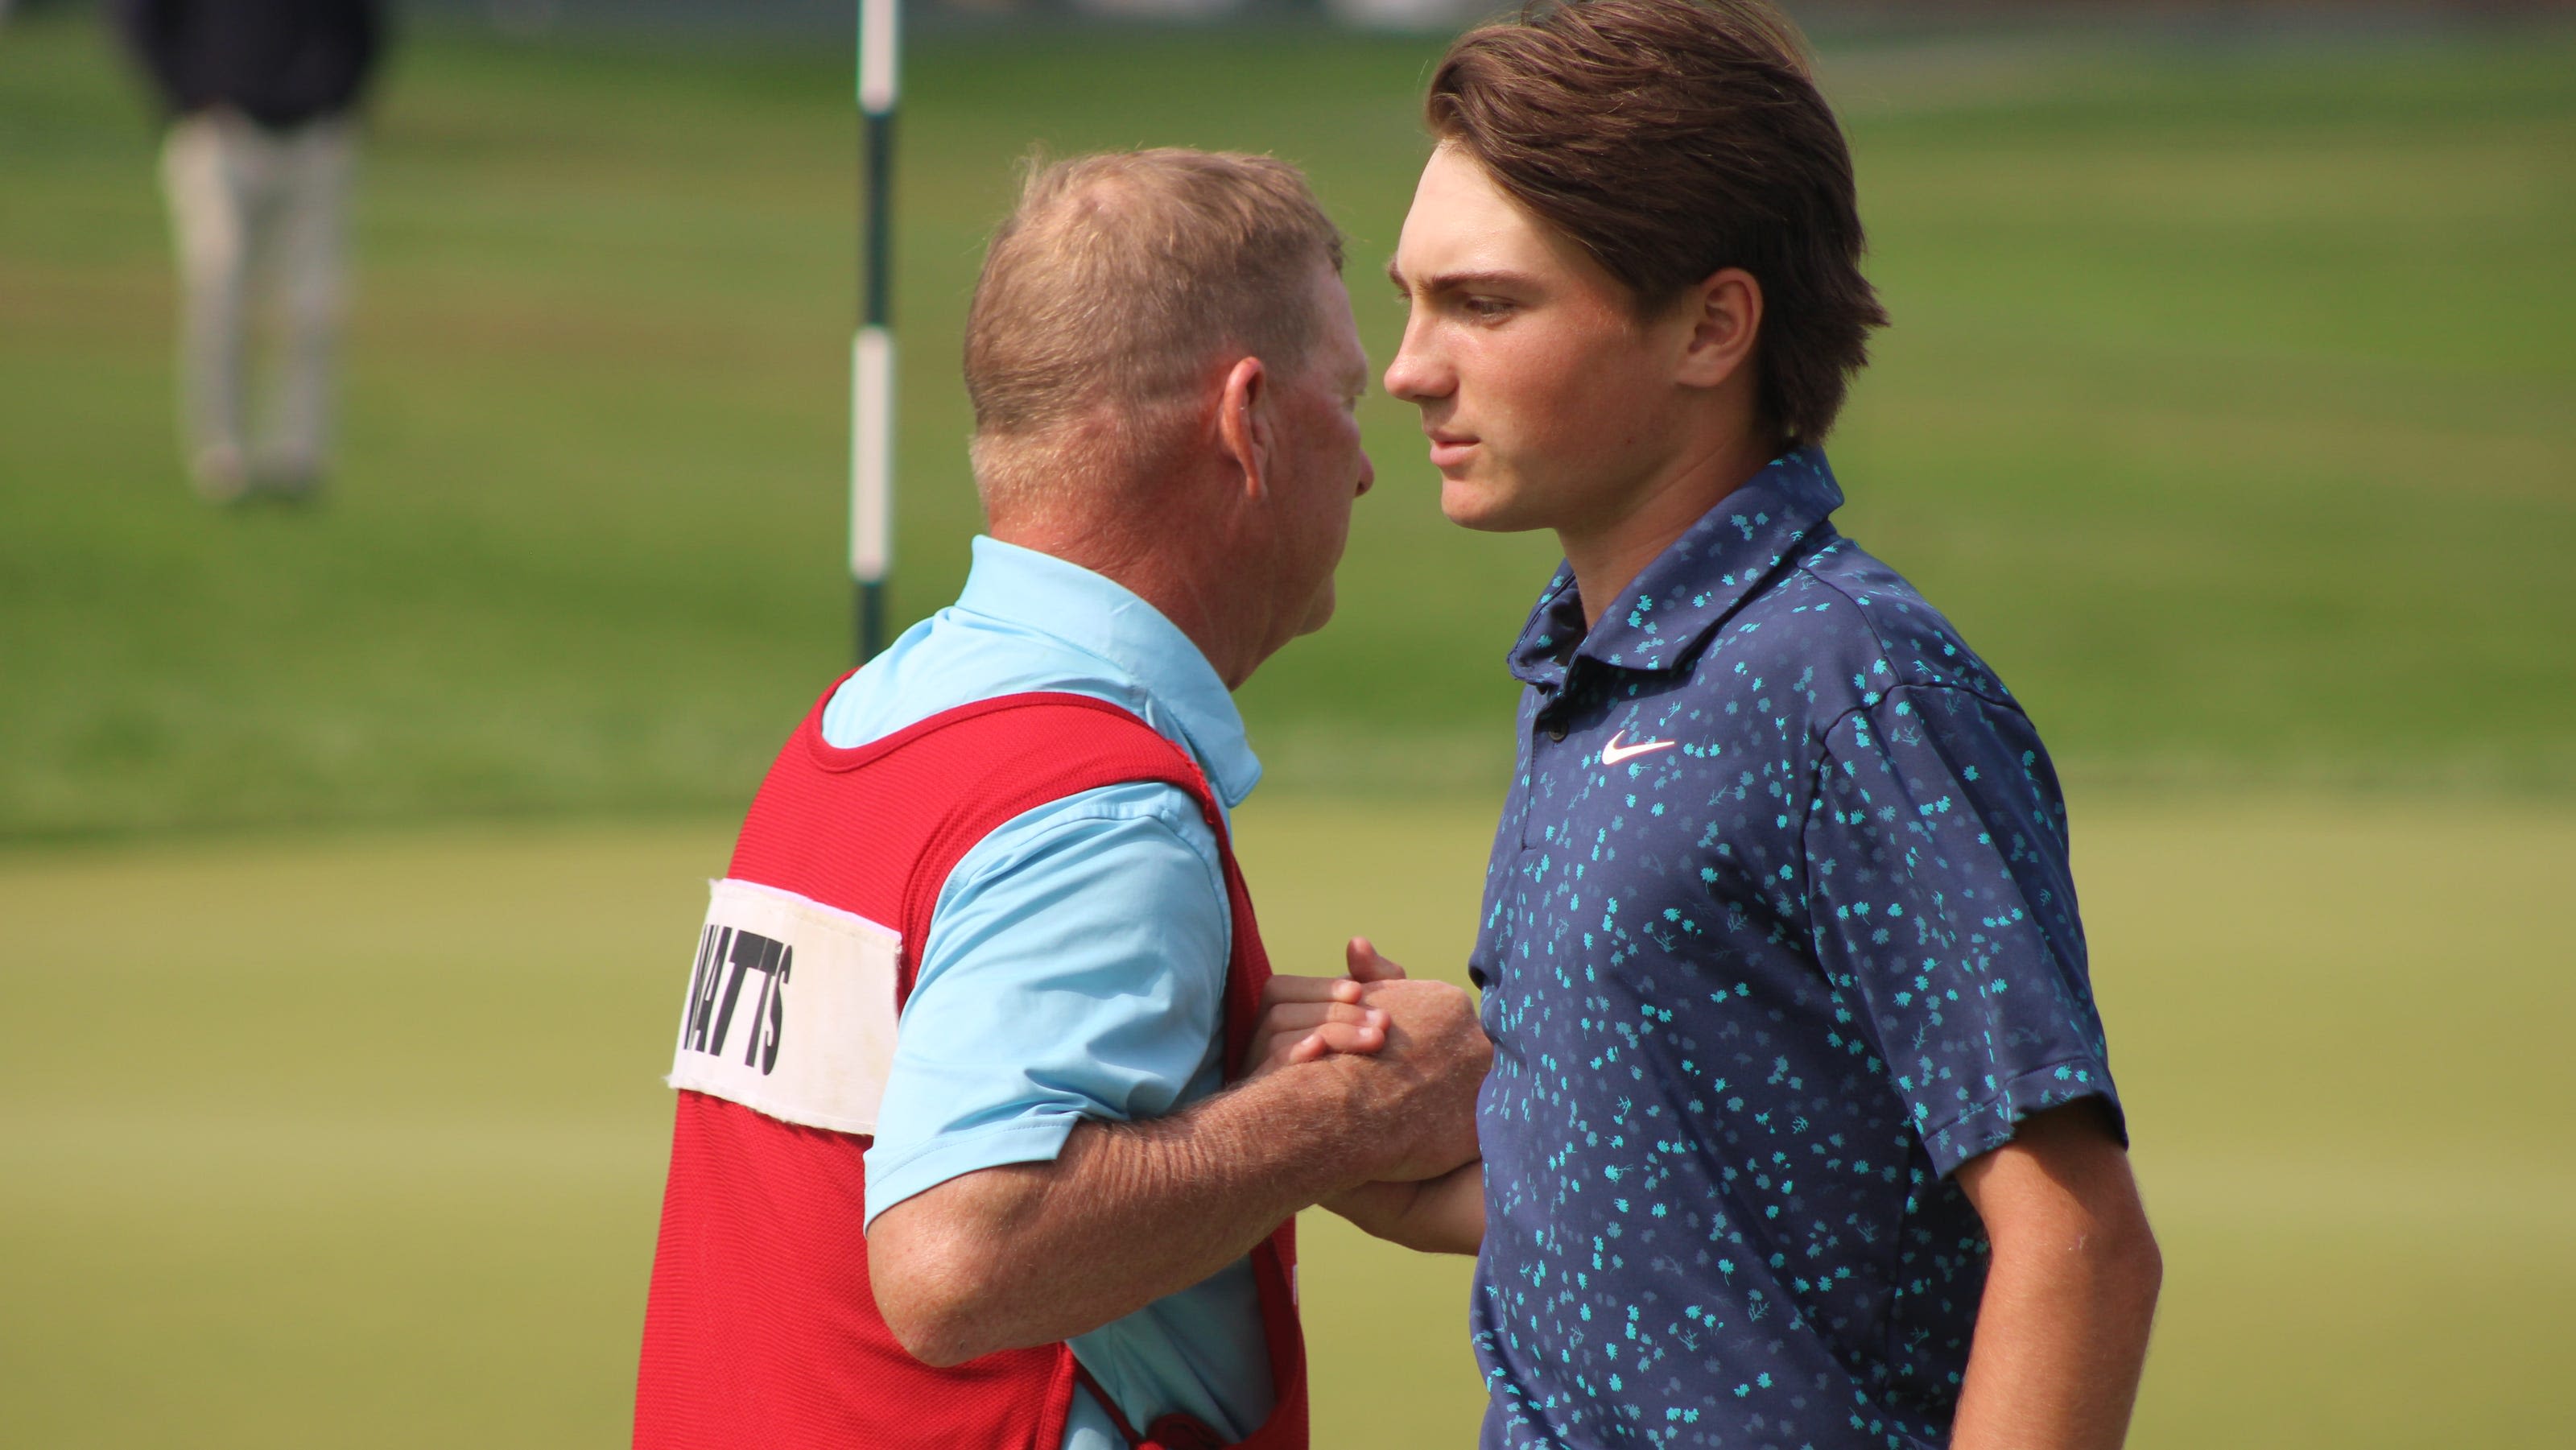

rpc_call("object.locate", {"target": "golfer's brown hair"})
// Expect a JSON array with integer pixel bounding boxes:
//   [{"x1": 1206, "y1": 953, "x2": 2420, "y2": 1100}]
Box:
[
  {"x1": 1427, "y1": 0, "x2": 1886, "y2": 443},
  {"x1": 965, "y1": 148, "x2": 1346, "y2": 515}
]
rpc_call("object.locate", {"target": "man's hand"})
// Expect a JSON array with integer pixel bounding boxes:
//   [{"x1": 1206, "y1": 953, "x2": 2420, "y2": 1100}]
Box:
[
  {"x1": 1263, "y1": 936, "x2": 1484, "y2": 1185},
  {"x1": 1325, "y1": 969, "x2": 1488, "y2": 1184},
  {"x1": 869, "y1": 937, "x2": 1489, "y2": 1365},
  {"x1": 1253, "y1": 936, "x2": 1489, "y2": 1241},
  {"x1": 1246, "y1": 936, "x2": 1484, "y2": 1184}
]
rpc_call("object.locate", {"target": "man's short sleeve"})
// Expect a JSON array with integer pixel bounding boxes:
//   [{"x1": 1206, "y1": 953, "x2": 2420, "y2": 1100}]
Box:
[
  {"x1": 1803, "y1": 684, "x2": 2123, "y2": 1177},
  {"x1": 861, "y1": 781, "x2": 1230, "y2": 1227}
]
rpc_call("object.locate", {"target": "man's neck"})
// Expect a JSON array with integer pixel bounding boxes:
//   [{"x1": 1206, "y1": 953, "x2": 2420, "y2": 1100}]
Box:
[
  {"x1": 990, "y1": 514, "x2": 1262, "y2": 691},
  {"x1": 1556, "y1": 430, "x2": 1779, "y2": 631}
]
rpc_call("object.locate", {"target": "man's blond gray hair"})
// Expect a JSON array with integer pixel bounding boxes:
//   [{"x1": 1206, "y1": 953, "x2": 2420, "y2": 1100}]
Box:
[{"x1": 964, "y1": 148, "x2": 1347, "y2": 518}]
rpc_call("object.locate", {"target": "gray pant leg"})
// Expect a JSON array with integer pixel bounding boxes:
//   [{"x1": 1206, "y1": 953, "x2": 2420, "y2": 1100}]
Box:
[
  {"x1": 261, "y1": 118, "x2": 354, "y2": 481},
  {"x1": 161, "y1": 112, "x2": 256, "y2": 485}
]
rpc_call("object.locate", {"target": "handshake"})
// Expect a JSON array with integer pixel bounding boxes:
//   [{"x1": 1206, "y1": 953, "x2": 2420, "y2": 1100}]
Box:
[{"x1": 1245, "y1": 937, "x2": 1491, "y2": 1254}]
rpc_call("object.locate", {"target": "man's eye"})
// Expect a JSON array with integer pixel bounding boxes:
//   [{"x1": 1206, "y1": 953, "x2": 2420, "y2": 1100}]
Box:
[{"x1": 1463, "y1": 297, "x2": 1514, "y2": 321}]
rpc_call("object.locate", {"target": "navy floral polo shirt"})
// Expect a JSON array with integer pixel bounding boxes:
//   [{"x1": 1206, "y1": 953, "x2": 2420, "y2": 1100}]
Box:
[{"x1": 1468, "y1": 448, "x2": 2123, "y2": 1449}]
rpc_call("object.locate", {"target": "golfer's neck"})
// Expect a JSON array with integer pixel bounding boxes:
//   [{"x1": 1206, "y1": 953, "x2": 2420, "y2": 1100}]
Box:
[{"x1": 1558, "y1": 432, "x2": 1776, "y2": 632}]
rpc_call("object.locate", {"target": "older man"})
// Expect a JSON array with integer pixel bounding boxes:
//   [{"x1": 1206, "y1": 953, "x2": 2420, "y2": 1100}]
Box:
[{"x1": 632, "y1": 150, "x2": 1488, "y2": 1450}]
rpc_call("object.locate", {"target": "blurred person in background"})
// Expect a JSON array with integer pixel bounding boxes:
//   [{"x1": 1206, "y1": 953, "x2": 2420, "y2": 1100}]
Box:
[
  {"x1": 1367, "y1": 1, "x2": 2165, "y2": 1446},
  {"x1": 115, "y1": 0, "x2": 384, "y2": 503}
]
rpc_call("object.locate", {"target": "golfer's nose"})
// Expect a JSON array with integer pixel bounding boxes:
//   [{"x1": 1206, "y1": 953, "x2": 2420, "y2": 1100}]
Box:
[{"x1": 1383, "y1": 320, "x2": 1449, "y2": 406}]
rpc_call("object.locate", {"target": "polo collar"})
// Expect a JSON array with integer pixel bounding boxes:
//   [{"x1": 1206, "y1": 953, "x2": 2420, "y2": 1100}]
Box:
[
  {"x1": 956, "y1": 535, "x2": 1263, "y2": 808},
  {"x1": 1509, "y1": 447, "x2": 1847, "y2": 690}
]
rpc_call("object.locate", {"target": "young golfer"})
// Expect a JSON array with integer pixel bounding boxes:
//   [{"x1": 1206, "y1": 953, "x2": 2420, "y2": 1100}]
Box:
[{"x1": 1353, "y1": 2, "x2": 2164, "y2": 1445}]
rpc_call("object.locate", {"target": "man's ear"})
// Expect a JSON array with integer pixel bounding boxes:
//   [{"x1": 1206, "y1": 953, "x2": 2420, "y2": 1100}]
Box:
[
  {"x1": 1214, "y1": 356, "x2": 1273, "y2": 501},
  {"x1": 1674, "y1": 267, "x2": 1763, "y2": 391}
]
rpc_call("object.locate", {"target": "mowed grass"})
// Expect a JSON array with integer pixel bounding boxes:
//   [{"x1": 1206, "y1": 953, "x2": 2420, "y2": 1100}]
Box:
[
  {"x1": 3, "y1": 16, "x2": 2573, "y2": 837},
  {"x1": 5, "y1": 798, "x2": 2572, "y2": 1448}
]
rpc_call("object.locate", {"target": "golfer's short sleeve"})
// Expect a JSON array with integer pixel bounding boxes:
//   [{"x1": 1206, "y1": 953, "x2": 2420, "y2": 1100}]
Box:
[
  {"x1": 1803, "y1": 684, "x2": 2122, "y2": 1178},
  {"x1": 861, "y1": 781, "x2": 1230, "y2": 1228}
]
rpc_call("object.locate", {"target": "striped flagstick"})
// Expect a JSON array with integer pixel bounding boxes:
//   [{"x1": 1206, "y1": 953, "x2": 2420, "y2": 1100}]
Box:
[{"x1": 851, "y1": 0, "x2": 900, "y2": 663}]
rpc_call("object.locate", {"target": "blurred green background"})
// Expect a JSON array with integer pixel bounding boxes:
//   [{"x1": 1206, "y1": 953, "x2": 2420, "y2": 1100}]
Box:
[{"x1": 3, "y1": 5, "x2": 2572, "y2": 1448}]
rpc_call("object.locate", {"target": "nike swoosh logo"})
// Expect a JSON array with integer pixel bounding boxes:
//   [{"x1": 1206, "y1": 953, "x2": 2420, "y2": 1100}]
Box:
[{"x1": 1601, "y1": 731, "x2": 1677, "y2": 766}]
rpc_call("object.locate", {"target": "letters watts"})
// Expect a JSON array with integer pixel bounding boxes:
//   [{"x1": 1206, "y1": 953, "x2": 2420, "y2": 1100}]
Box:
[
  {"x1": 667, "y1": 880, "x2": 896, "y2": 1132},
  {"x1": 681, "y1": 924, "x2": 792, "y2": 1076}
]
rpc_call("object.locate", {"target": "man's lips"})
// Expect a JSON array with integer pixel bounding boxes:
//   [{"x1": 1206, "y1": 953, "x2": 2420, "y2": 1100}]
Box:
[{"x1": 1426, "y1": 432, "x2": 1478, "y2": 469}]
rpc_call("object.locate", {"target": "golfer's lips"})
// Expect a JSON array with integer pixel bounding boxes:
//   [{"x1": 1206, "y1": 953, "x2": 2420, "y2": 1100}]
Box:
[{"x1": 1425, "y1": 429, "x2": 1478, "y2": 469}]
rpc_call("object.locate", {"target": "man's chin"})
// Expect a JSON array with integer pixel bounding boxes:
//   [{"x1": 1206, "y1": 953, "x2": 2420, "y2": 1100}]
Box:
[{"x1": 1294, "y1": 585, "x2": 1337, "y2": 638}]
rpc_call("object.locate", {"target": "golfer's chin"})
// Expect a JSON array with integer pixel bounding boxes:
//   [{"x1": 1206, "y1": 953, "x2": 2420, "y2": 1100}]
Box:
[{"x1": 1439, "y1": 470, "x2": 1540, "y2": 535}]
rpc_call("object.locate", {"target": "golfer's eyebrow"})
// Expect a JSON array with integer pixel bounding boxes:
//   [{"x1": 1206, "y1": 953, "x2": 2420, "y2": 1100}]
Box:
[{"x1": 1387, "y1": 260, "x2": 1537, "y2": 296}]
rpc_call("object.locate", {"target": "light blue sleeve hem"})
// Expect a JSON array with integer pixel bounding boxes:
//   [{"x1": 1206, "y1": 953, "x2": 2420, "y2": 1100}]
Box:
[{"x1": 863, "y1": 1113, "x2": 1080, "y2": 1230}]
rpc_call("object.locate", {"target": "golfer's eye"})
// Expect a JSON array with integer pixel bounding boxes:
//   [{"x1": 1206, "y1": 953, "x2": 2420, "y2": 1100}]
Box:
[{"x1": 1463, "y1": 296, "x2": 1515, "y2": 322}]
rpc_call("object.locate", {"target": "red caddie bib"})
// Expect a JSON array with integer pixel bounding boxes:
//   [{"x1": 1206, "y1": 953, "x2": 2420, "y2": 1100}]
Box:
[{"x1": 633, "y1": 687, "x2": 1307, "y2": 1450}]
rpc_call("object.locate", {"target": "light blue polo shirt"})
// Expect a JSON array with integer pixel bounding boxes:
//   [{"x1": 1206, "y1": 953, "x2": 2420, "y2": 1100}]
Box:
[{"x1": 835, "y1": 535, "x2": 1270, "y2": 1450}]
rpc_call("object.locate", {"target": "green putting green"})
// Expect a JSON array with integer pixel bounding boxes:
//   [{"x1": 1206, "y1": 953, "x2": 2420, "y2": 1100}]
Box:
[{"x1": 4, "y1": 798, "x2": 2571, "y2": 1446}]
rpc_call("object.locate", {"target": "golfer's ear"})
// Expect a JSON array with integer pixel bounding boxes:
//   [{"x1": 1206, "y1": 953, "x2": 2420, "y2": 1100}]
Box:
[
  {"x1": 1674, "y1": 266, "x2": 1762, "y2": 390},
  {"x1": 1216, "y1": 355, "x2": 1271, "y2": 500}
]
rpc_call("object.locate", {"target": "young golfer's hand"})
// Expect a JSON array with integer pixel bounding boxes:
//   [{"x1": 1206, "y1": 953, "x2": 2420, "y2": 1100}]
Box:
[
  {"x1": 1245, "y1": 973, "x2": 1387, "y2": 1079},
  {"x1": 1323, "y1": 1159, "x2": 1484, "y2": 1255},
  {"x1": 1242, "y1": 936, "x2": 1413, "y2": 1078},
  {"x1": 1343, "y1": 935, "x2": 1407, "y2": 983}
]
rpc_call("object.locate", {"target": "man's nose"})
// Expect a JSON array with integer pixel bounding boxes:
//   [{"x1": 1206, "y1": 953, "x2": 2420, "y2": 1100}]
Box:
[{"x1": 1355, "y1": 450, "x2": 1376, "y2": 498}]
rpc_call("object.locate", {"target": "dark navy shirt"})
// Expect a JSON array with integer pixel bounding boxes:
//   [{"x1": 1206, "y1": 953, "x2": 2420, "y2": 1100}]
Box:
[{"x1": 1468, "y1": 448, "x2": 2122, "y2": 1450}]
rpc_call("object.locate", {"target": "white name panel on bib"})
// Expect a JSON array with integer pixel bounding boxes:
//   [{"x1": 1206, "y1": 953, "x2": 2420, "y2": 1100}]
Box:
[{"x1": 667, "y1": 878, "x2": 902, "y2": 1136}]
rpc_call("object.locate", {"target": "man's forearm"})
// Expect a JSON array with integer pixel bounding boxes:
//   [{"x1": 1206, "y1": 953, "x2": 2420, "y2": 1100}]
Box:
[{"x1": 870, "y1": 1060, "x2": 1379, "y2": 1366}]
